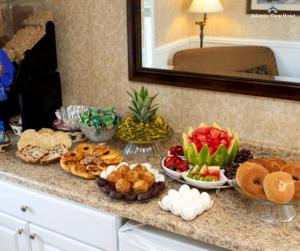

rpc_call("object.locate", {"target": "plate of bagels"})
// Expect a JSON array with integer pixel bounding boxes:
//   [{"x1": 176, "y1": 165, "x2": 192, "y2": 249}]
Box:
[{"x1": 233, "y1": 158, "x2": 300, "y2": 205}]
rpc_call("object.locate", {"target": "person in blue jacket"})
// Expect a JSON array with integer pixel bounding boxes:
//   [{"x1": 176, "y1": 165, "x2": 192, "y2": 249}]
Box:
[{"x1": 0, "y1": 49, "x2": 15, "y2": 102}]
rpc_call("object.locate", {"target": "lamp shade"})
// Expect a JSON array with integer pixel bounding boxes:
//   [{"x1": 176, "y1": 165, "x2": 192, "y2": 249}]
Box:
[{"x1": 189, "y1": 0, "x2": 224, "y2": 13}]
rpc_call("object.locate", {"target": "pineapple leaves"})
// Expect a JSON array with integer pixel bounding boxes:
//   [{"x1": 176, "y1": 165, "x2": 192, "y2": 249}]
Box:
[{"x1": 127, "y1": 86, "x2": 159, "y2": 123}]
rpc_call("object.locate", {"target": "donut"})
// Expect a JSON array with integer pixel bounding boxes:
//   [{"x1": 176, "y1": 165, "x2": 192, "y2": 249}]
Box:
[
  {"x1": 263, "y1": 172, "x2": 295, "y2": 204},
  {"x1": 76, "y1": 144, "x2": 94, "y2": 156},
  {"x1": 132, "y1": 179, "x2": 149, "y2": 194},
  {"x1": 265, "y1": 158, "x2": 287, "y2": 173},
  {"x1": 281, "y1": 162, "x2": 300, "y2": 200},
  {"x1": 62, "y1": 151, "x2": 83, "y2": 162},
  {"x1": 237, "y1": 162, "x2": 269, "y2": 200},
  {"x1": 60, "y1": 158, "x2": 76, "y2": 173},
  {"x1": 118, "y1": 164, "x2": 130, "y2": 175}
]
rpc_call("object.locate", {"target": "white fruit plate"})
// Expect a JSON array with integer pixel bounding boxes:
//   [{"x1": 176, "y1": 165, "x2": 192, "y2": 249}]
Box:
[
  {"x1": 161, "y1": 157, "x2": 191, "y2": 180},
  {"x1": 181, "y1": 170, "x2": 228, "y2": 189}
]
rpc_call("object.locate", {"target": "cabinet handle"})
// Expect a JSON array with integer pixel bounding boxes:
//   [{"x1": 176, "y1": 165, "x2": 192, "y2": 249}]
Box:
[
  {"x1": 17, "y1": 228, "x2": 24, "y2": 235},
  {"x1": 29, "y1": 233, "x2": 37, "y2": 240},
  {"x1": 20, "y1": 205, "x2": 29, "y2": 212}
]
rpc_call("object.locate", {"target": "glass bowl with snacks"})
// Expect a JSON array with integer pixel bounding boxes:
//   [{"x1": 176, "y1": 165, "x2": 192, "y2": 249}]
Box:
[{"x1": 79, "y1": 107, "x2": 122, "y2": 142}]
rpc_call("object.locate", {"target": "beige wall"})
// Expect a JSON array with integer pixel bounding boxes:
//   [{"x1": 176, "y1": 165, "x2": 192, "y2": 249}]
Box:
[
  {"x1": 52, "y1": 0, "x2": 300, "y2": 149},
  {"x1": 154, "y1": 0, "x2": 194, "y2": 46}
]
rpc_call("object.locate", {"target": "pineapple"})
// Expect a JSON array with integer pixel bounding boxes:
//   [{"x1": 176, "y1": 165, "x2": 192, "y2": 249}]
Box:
[
  {"x1": 117, "y1": 86, "x2": 173, "y2": 142},
  {"x1": 127, "y1": 86, "x2": 158, "y2": 123}
]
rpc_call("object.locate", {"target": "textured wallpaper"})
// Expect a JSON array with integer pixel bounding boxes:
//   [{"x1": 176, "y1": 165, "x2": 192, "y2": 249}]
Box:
[
  {"x1": 154, "y1": 0, "x2": 194, "y2": 47},
  {"x1": 52, "y1": 0, "x2": 300, "y2": 149}
]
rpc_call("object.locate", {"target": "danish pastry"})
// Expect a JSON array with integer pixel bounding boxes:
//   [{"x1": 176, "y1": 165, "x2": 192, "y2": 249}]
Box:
[
  {"x1": 60, "y1": 158, "x2": 76, "y2": 173},
  {"x1": 70, "y1": 164, "x2": 96, "y2": 179},
  {"x1": 263, "y1": 172, "x2": 295, "y2": 204},
  {"x1": 76, "y1": 143, "x2": 94, "y2": 156},
  {"x1": 281, "y1": 162, "x2": 300, "y2": 200}
]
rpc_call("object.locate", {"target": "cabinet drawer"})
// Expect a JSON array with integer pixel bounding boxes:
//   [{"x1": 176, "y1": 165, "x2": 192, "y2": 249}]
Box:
[{"x1": 0, "y1": 181, "x2": 122, "y2": 251}]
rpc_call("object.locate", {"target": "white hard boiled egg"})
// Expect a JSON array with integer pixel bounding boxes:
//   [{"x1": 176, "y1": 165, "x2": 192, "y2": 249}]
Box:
[
  {"x1": 190, "y1": 188, "x2": 201, "y2": 199},
  {"x1": 194, "y1": 197, "x2": 205, "y2": 215},
  {"x1": 159, "y1": 195, "x2": 173, "y2": 211},
  {"x1": 181, "y1": 192, "x2": 194, "y2": 204},
  {"x1": 180, "y1": 204, "x2": 198, "y2": 221},
  {"x1": 168, "y1": 189, "x2": 180, "y2": 200},
  {"x1": 170, "y1": 199, "x2": 184, "y2": 216},
  {"x1": 201, "y1": 192, "x2": 212, "y2": 211},
  {"x1": 179, "y1": 184, "x2": 190, "y2": 196}
]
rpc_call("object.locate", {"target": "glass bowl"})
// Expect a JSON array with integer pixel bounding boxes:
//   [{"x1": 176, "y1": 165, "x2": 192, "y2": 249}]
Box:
[
  {"x1": 79, "y1": 124, "x2": 116, "y2": 143},
  {"x1": 232, "y1": 180, "x2": 300, "y2": 223}
]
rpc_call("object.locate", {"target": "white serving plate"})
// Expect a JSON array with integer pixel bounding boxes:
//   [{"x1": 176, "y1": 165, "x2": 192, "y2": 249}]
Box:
[{"x1": 181, "y1": 170, "x2": 228, "y2": 189}]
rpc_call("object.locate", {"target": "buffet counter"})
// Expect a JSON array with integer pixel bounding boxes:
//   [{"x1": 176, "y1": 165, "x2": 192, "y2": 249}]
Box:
[{"x1": 1, "y1": 134, "x2": 300, "y2": 251}]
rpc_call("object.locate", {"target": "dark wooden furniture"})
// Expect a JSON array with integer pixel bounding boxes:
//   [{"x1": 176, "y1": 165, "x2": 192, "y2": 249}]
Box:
[{"x1": 127, "y1": 0, "x2": 300, "y2": 101}]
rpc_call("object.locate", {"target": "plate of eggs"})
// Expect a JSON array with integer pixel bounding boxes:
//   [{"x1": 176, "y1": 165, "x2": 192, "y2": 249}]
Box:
[{"x1": 159, "y1": 184, "x2": 214, "y2": 221}]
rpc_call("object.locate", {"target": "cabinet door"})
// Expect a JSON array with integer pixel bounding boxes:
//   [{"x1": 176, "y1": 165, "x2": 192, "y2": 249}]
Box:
[
  {"x1": 29, "y1": 224, "x2": 103, "y2": 251},
  {"x1": 0, "y1": 211, "x2": 31, "y2": 251}
]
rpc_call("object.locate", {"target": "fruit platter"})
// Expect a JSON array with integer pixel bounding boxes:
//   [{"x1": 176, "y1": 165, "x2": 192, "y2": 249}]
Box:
[
  {"x1": 116, "y1": 87, "x2": 173, "y2": 155},
  {"x1": 156, "y1": 123, "x2": 244, "y2": 189},
  {"x1": 97, "y1": 162, "x2": 166, "y2": 202}
]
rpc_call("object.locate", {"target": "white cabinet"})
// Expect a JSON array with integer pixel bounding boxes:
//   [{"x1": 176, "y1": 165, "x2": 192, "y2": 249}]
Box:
[
  {"x1": 0, "y1": 180, "x2": 123, "y2": 251},
  {"x1": 0, "y1": 211, "x2": 31, "y2": 251},
  {"x1": 29, "y1": 224, "x2": 102, "y2": 251}
]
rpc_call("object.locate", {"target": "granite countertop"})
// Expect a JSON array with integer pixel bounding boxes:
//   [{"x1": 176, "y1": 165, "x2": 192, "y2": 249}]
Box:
[{"x1": 1, "y1": 133, "x2": 300, "y2": 251}]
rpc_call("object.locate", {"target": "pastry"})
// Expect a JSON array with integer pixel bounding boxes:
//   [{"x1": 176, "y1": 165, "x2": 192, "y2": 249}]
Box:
[
  {"x1": 132, "y1": 179, "x2": 149, "y2": 194},
  {"x1": 265, "y1": 158, "x2": 287, "y2": 173},
  {"x1": 140, "y1": 171, "x2": 155, "y2": 186},
  {"x1": 62, "y1": 151, "x2": 83, "y2": 162},
  {"x1": 118, "y1": 164, "x2": 130, "y2": 175},
  {"x1": 133, "y1": 165, "x2": 146, "y2": 174},
  {"x1": 124, "y1": 170, "x2": 139, "y2": 183},
  {"x1": 107, "y1": 171, "x2": 122, "y2": 183},
  {"x1": 70, "y1": 164, "x2": 96, "y2": 179},
  {"x1": 263, "y1": 172, "x2": 295, "y2": 204},
  {"x1": 76, "y1": 143, "x2": 94, "y2": 156},
  {"x1": 281, "y1": 162, "x2": 300, "y2": 200},
  {"x1": 115, "y1": 179, "x2": 131, "y2": 193},
  {"x1": 60, "y1": 158, "x2": 76, "y2": 173},
  {"x1": 237, "y1": 162, "x2": 268, "y2": 200},
  {"x1": 93, "y1": 144, "x2": 110, "y2": 156}
]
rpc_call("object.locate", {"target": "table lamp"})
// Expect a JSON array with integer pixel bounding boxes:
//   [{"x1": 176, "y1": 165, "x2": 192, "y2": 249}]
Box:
[{"x1": 189, "y1": 0, "x2": 224, "y2": 48}]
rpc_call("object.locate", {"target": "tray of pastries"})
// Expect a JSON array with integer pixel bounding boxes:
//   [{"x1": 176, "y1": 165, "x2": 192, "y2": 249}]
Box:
[
  {"x1": 60, "y1": 143, "x2": 124, "y2": 179},
  {"x1": 96, "y1": 162, "x2": 166, "y2": 202},
  {"x1": 16, "y1": 129, "x2": 72, "y2": 165}
]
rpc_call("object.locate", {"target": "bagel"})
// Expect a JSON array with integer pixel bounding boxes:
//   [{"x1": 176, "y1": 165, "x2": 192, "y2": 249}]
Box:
[
  {"x1": 281, "y1": 162, "x2": 300, "y2": 200},
  {"x1": 263, "y1": 172, "x2": 295, "y2": 204},
  {"x1": 60, "y1": 158, "x2": 76, "y2": 173},
  {"x1": 236, "y1": 162, "x2": 268, "y2": 200},
  {"x1": 75, "y1": 144, "x2": 94, "y2": 156},
  {"x1": 248, "y1": 159, "x2": 267, "y2": 168},
  {"x1": 265, "y1": 158, "x2": 287, "y2": 173},
  {"x1": 62, "y1": 151, "x2": 83, "y2": 162}
]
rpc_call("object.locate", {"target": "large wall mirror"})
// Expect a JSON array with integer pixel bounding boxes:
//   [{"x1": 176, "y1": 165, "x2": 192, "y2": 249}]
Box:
[{"x1": 127, "y1": 0, "x2": 300, "y2": 100}]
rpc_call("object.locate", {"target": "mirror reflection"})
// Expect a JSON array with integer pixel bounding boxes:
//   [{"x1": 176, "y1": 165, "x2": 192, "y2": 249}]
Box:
[{"x1": 141, "y1": 0, "x2": 300, "y2": 83}]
